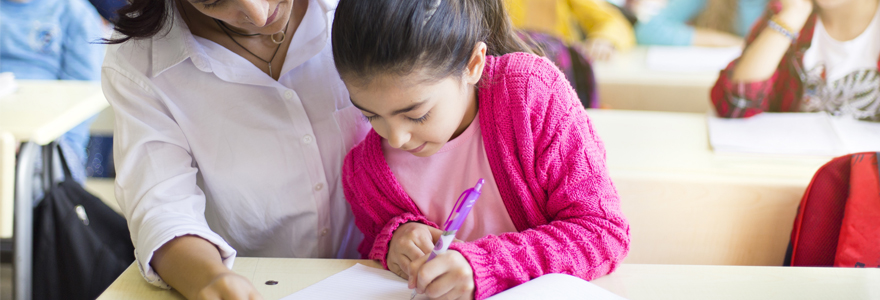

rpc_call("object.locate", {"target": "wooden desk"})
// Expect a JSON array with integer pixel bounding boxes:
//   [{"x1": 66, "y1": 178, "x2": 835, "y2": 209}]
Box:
[
  {"x1": 588, "y1": 109, "x2": 833, "y2": 266},
  {"x1": 99, "y1": 258, "x2": 880, "y2": 300},
  {"x1": 593, "y1": 47, "x2": 719, "y2": 113},
  {"x1": 0, "y1": 80, "x2": 109, "y2": 300}
]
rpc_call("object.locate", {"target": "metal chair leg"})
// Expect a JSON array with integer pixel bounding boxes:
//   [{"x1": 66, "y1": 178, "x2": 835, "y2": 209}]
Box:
[{"x1": 13, "y1": 141, "x2": 38, "y2": 300}]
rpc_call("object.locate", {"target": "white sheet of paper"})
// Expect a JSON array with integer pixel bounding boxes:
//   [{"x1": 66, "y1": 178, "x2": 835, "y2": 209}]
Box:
[
  {"x1": 282, "y1": 264, "x2": 627, "y2": 300},
  {"x1": 489, "y1": 273, "x2": 628, "y2": 300},
  {"x1": 646, "y1": 46, "x2": 742, "y2": 72},
  {"x1": 830, "y1": 117, "x2": 880, "y2": 153},
  {"x1": 281, "y1": 264, "x2": 428, "y2": 300},
  {"x1": 707, "y1": 112, "x2": 844, "y2": 156},
  {"x1": 0, "y1": 72, "x2": 17, "y2": 99}
]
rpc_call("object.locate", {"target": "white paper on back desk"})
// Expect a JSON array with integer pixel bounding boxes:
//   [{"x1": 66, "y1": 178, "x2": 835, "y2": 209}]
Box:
[
  {"x1": 646, "y1": 46, "x2": 742, "y2": 72},
  {"x1": 281, "y1": 263, "x2": 627, "y2": 300},
  {"x1": 707, "y1": 112, "x2": 880, "y2": 156}
]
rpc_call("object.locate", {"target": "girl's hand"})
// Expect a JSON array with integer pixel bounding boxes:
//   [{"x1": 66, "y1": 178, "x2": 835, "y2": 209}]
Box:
[
  {"x1": 195, "y1": 272, "x2": 262, "y2": 300},
  {"x1": 580, "y1": 38, "x2": 616, "y2": 61},
  {"x1": 408, "y1": 250, "x2": 475, "y2": 300},
  {"x1": 387, "y1": 222, "x2": 442, "y2": 279},
  {"x1": 778, "y1": 0, "x2": 813, "y2": 32}
]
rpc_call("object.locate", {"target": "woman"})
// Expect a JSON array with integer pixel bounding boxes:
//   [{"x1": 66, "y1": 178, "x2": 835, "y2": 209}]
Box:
[
  {"x1": 711, "y1": 0, "x2": 880, "y2": 120},
  {"x1": 102, "y1": 0, "x2": 370, "y2": 298},
  {"x1": 635, "y1": 0, "x2": 768, "y2": 46}
]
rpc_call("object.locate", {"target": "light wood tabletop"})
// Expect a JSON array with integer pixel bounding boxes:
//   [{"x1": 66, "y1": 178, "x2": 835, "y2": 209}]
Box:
[
  {"x1": 0, "y1": 80, "x2": 108, "y2": 145},
  {"x1": 0, "y1": 80, "x2": 109, "y2": 238},
  {"x1": 593, "y1": 47, "x2": 719, "y2": 113},
  {"x1": 98, "y1": 257, "x2": 880, "y2": 300},
  {"x1": 588, "y1": 109, "x2": 833, "y2": 266}
]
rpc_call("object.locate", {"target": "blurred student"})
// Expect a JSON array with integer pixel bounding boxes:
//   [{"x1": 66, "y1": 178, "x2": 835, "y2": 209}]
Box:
[
  {"x1": 506, "y1": 0, "x2": 635, "y2": 107},
  {"x1": 635, "y1": 0, "x2": 768, "y2": 47},
  {"x1": 506, "y1": 0, "x2": 636, "y2": 61},
  {"x1": 711, "y1": 0, "x2": 880, "y2": 121},
  {"x1": 0, "y1": 0, "x2": 105, "y2": 183}
]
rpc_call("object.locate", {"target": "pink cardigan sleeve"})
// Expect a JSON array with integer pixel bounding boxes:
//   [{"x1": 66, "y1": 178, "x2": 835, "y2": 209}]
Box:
[
  {"x1": 341, "y1": 136, "x2": 440, "y2": 267},
  {"x1": 449, "y1": 71, "x2": 630, "y2": 299}
]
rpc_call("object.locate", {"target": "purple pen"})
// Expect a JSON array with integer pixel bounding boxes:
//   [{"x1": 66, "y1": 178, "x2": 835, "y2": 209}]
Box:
[{"x1": 412, "y1": 178, "x2": 484, "y2": 299}]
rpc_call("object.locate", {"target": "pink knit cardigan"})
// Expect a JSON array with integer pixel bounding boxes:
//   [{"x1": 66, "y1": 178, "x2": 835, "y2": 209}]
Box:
[{"x1": 341, "y1": 53, "x2": 630, "y2": 299}]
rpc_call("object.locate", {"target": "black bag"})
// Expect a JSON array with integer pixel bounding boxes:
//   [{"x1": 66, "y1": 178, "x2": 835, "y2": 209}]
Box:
[{"x1": 33, "y1": 144, "x2": 134, "y2": 300}]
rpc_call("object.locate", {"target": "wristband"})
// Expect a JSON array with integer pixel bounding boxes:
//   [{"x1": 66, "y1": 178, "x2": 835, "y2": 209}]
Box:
[{"x1": 768, "y1": 16, "x2": 799, "y2": 41}]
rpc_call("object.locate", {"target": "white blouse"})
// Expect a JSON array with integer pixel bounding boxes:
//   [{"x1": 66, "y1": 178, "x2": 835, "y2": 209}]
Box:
[{"x1": 101, "y1": 0, "x2": 370, "y2": 288}]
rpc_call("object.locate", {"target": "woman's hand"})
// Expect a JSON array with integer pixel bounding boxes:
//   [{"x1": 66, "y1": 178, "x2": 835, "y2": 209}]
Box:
[
  {"x1": 408, "y1": 250, "x2": 475, "y2": 300},
  {"x1": 152, "y1": 236, "x2": 263, "y2": 300},
  {"x1": 195, "y1": 272, "x2": 262, "y2": 300},
  {"x1": 387, "y1": 222, "x2": 442, "y2": 279}
]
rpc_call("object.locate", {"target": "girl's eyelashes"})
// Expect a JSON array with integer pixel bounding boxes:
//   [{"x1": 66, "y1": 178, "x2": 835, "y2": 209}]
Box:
[
  {"x1": 362, "y1": 111, "x2": 430, "y2": 124},
  {"x1": 202, "y1": 0, "x2": 224, "y2": 9},
  {"x1": 363, "y1": 114, "x2": 381, "y2": 122},
  {"x1": 408, "y1": 111, "x2": 430, "y2": 124}
]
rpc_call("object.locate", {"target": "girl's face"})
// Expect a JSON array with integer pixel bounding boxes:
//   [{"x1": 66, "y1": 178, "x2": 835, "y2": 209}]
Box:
[
  {"x1": 346, "y1": 43, "x2": 487, "y2": 157},
  {"x1": 186, "y1": 0, "x2": 293, "y2": 35}
]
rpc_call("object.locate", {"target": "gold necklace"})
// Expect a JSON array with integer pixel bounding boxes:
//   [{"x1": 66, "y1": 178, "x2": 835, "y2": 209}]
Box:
[{"x1": 215, "y1": 19, "x2": 290, "y2": 78}]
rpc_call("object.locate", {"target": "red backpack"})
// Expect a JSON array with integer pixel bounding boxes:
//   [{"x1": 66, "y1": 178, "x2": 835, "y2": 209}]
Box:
[{"x1": 784, "y1": 152, "x2": 880, "y2": 268}]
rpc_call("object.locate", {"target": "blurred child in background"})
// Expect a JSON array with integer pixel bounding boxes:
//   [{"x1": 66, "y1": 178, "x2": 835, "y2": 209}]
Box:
[
  {"x1": 506, "y1": 0, "x2": 635, "y2": 107},
  {"x1": 0, "y1": 0, "x2": 105, "y2": 183},
  {"x1": 711, "y1": 0, "x2": 880, "y2": 121},
  {"x1": 635, "y1": 0, "x2": 768, "y2": 47}
]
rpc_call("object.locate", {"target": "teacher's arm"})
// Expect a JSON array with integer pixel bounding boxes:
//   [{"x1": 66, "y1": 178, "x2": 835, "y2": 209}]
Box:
[
  {"x1": 153, "y1": 236, "x2": 258, "y2": 299},
  {"x1": 102, "y1": 67, "x2": 258, "y2": 300}
]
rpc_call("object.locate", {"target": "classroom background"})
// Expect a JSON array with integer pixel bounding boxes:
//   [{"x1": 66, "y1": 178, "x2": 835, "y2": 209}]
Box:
[{"x1": 1, "y1": 0, "x2": 879, "y2": 299}]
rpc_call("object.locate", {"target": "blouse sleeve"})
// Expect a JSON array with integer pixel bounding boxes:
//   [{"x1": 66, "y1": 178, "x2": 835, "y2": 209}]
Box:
[
  {"x1": 710, "y1": 6, "x2": 785, "y2": 118},
  {"x1": 102, "y1": 65, "x2": 237, "y2": 289}
]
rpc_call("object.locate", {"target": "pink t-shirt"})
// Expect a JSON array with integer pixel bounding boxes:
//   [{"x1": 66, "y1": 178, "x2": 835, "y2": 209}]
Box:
[{"x1": 382, "y1": 114, "x2": 517, "y2": 242}]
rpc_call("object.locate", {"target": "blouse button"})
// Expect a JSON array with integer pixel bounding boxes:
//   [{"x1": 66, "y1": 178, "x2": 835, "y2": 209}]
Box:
[
  {"x1": 314, "y1": 183, "x2": 324, "y2": 191},
  {"x1": 302, "y1": 134, "x2": 313, "y2": 144},
  {"x1": 321, "y1": 228, "x2": 329, "y2": 236},
  {"x1": 284, "y1": 90, "x2": 294, "y2": 99}
]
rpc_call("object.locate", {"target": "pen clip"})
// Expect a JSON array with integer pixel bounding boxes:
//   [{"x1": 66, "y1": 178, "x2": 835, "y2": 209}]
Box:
[{"x1": 441, "y1": 179, "x2": 484, "y2": 232}]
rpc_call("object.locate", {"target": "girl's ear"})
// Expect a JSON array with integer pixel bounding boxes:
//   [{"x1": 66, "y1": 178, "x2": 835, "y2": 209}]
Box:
[{"x1": 464, "y1": 42, "x2": 488, "y2": 85}]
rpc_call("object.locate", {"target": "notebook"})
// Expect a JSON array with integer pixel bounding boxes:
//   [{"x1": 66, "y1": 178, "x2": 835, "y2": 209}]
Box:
[
  {"x1": 281, "y1": 263, "x2": 627, "y2": 300},
  {"x1": 707, "y1": 112, "x2": 880, "y2": 156}
]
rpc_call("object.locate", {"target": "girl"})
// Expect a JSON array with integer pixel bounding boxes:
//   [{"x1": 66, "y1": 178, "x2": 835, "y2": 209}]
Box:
[
  {"x1": 711, "y1": 0, "x2": 880, "y2": 121},
  {"x1": 635, "y1": 0, "x2": 768, "y2": 46},
  {"x1": 333, "y1": 0, "x2": 631, "y2": 299}
]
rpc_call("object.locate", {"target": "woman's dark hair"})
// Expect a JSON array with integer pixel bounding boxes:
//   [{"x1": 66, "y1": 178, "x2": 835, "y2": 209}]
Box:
[
  {"x1": 103, "y1": 0, "x2": 172, "y2": 44},
  {"x1": 332, "y1": 0, "x2": 538, "y2": 85}
]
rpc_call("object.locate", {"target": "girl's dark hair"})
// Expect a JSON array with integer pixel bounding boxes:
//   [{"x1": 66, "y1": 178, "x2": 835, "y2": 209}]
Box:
[
  {"x1": 332, "y1": 0, "x2": 538, "y2": 85},
  {"x1": 103, "y1": 0, "x2": 172, "y2": 44}
]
